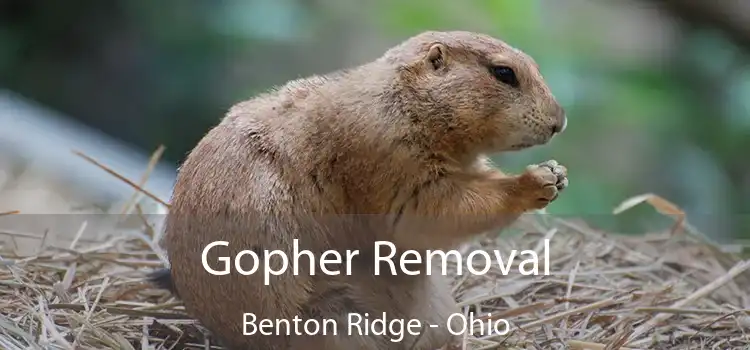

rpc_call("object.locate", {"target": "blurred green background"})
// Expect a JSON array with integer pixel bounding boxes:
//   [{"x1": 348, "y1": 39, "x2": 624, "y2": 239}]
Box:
[{"x1": 0, "y1": 0, "x2": 748, "y2": 241}]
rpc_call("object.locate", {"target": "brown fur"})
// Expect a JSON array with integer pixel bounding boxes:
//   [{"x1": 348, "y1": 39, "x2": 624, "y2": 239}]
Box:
[{"x1": 155, "y1": 31, "x2": 568, "y2": 349}]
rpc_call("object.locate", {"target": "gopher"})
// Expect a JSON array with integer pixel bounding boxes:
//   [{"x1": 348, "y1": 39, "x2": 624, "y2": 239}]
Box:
[{"x1": 149, "y1": 30, "x2": 568, "y2": 349}]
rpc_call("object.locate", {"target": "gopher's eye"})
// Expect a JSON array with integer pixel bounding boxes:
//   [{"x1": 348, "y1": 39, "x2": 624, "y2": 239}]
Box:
[{"x1": 491, "y1": 66, "x2": 519, "y2": 88}]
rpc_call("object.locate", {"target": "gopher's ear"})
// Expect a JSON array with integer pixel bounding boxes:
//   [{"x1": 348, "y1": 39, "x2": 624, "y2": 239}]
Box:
[{"x1": 424, "y1": 43, "x2": 448, "y2": 70}]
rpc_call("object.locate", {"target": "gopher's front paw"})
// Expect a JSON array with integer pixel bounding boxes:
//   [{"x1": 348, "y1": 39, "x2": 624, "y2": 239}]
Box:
[{"x1": 517, "y1": 160, "x2": 568, "y2": 210}]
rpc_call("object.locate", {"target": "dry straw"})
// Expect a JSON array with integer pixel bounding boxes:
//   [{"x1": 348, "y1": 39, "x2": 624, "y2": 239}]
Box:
[{"x1": 1, "y1": 148, "x2": 749, "y2": 349}]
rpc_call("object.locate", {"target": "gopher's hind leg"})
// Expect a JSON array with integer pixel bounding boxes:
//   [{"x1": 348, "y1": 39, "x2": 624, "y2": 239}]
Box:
[{"x1": 290, "y1": 273, "x2": 461, "y2": 350}]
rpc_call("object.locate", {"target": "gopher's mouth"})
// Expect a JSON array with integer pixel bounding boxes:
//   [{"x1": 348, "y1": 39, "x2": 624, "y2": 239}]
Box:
[
  {"x1": 515, "y1": 135, "x2": 548, "y2": 149},
  {"x1": 506, "y1": 127, "x2": 561, "y2": 151},
  {"x1": 508, "y1": 143, "x2": 534, "y2": 150}
]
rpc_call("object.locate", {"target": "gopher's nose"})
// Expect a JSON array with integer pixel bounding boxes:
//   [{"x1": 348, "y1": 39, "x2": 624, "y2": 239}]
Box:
[
  {"x1": 552, "y1": 115, "x2": 567, "y2": 134},
  {"x1": 551, "y1": 106, "x2": 567, "y2": 135}
]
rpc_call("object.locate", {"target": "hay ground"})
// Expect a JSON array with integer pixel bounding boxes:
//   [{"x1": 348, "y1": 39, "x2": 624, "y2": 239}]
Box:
[
  {"x1": 2, "y1": 208, "x2": 750, "y2": 350},
  {"x1": 1, "y1": 152, "x2": 749, "y2": 349}
]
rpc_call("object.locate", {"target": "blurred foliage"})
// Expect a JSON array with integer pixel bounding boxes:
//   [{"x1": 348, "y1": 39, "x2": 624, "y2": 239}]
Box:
[{"x1": 0, "y1": 0, "x2": 748, "y2": 239}]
